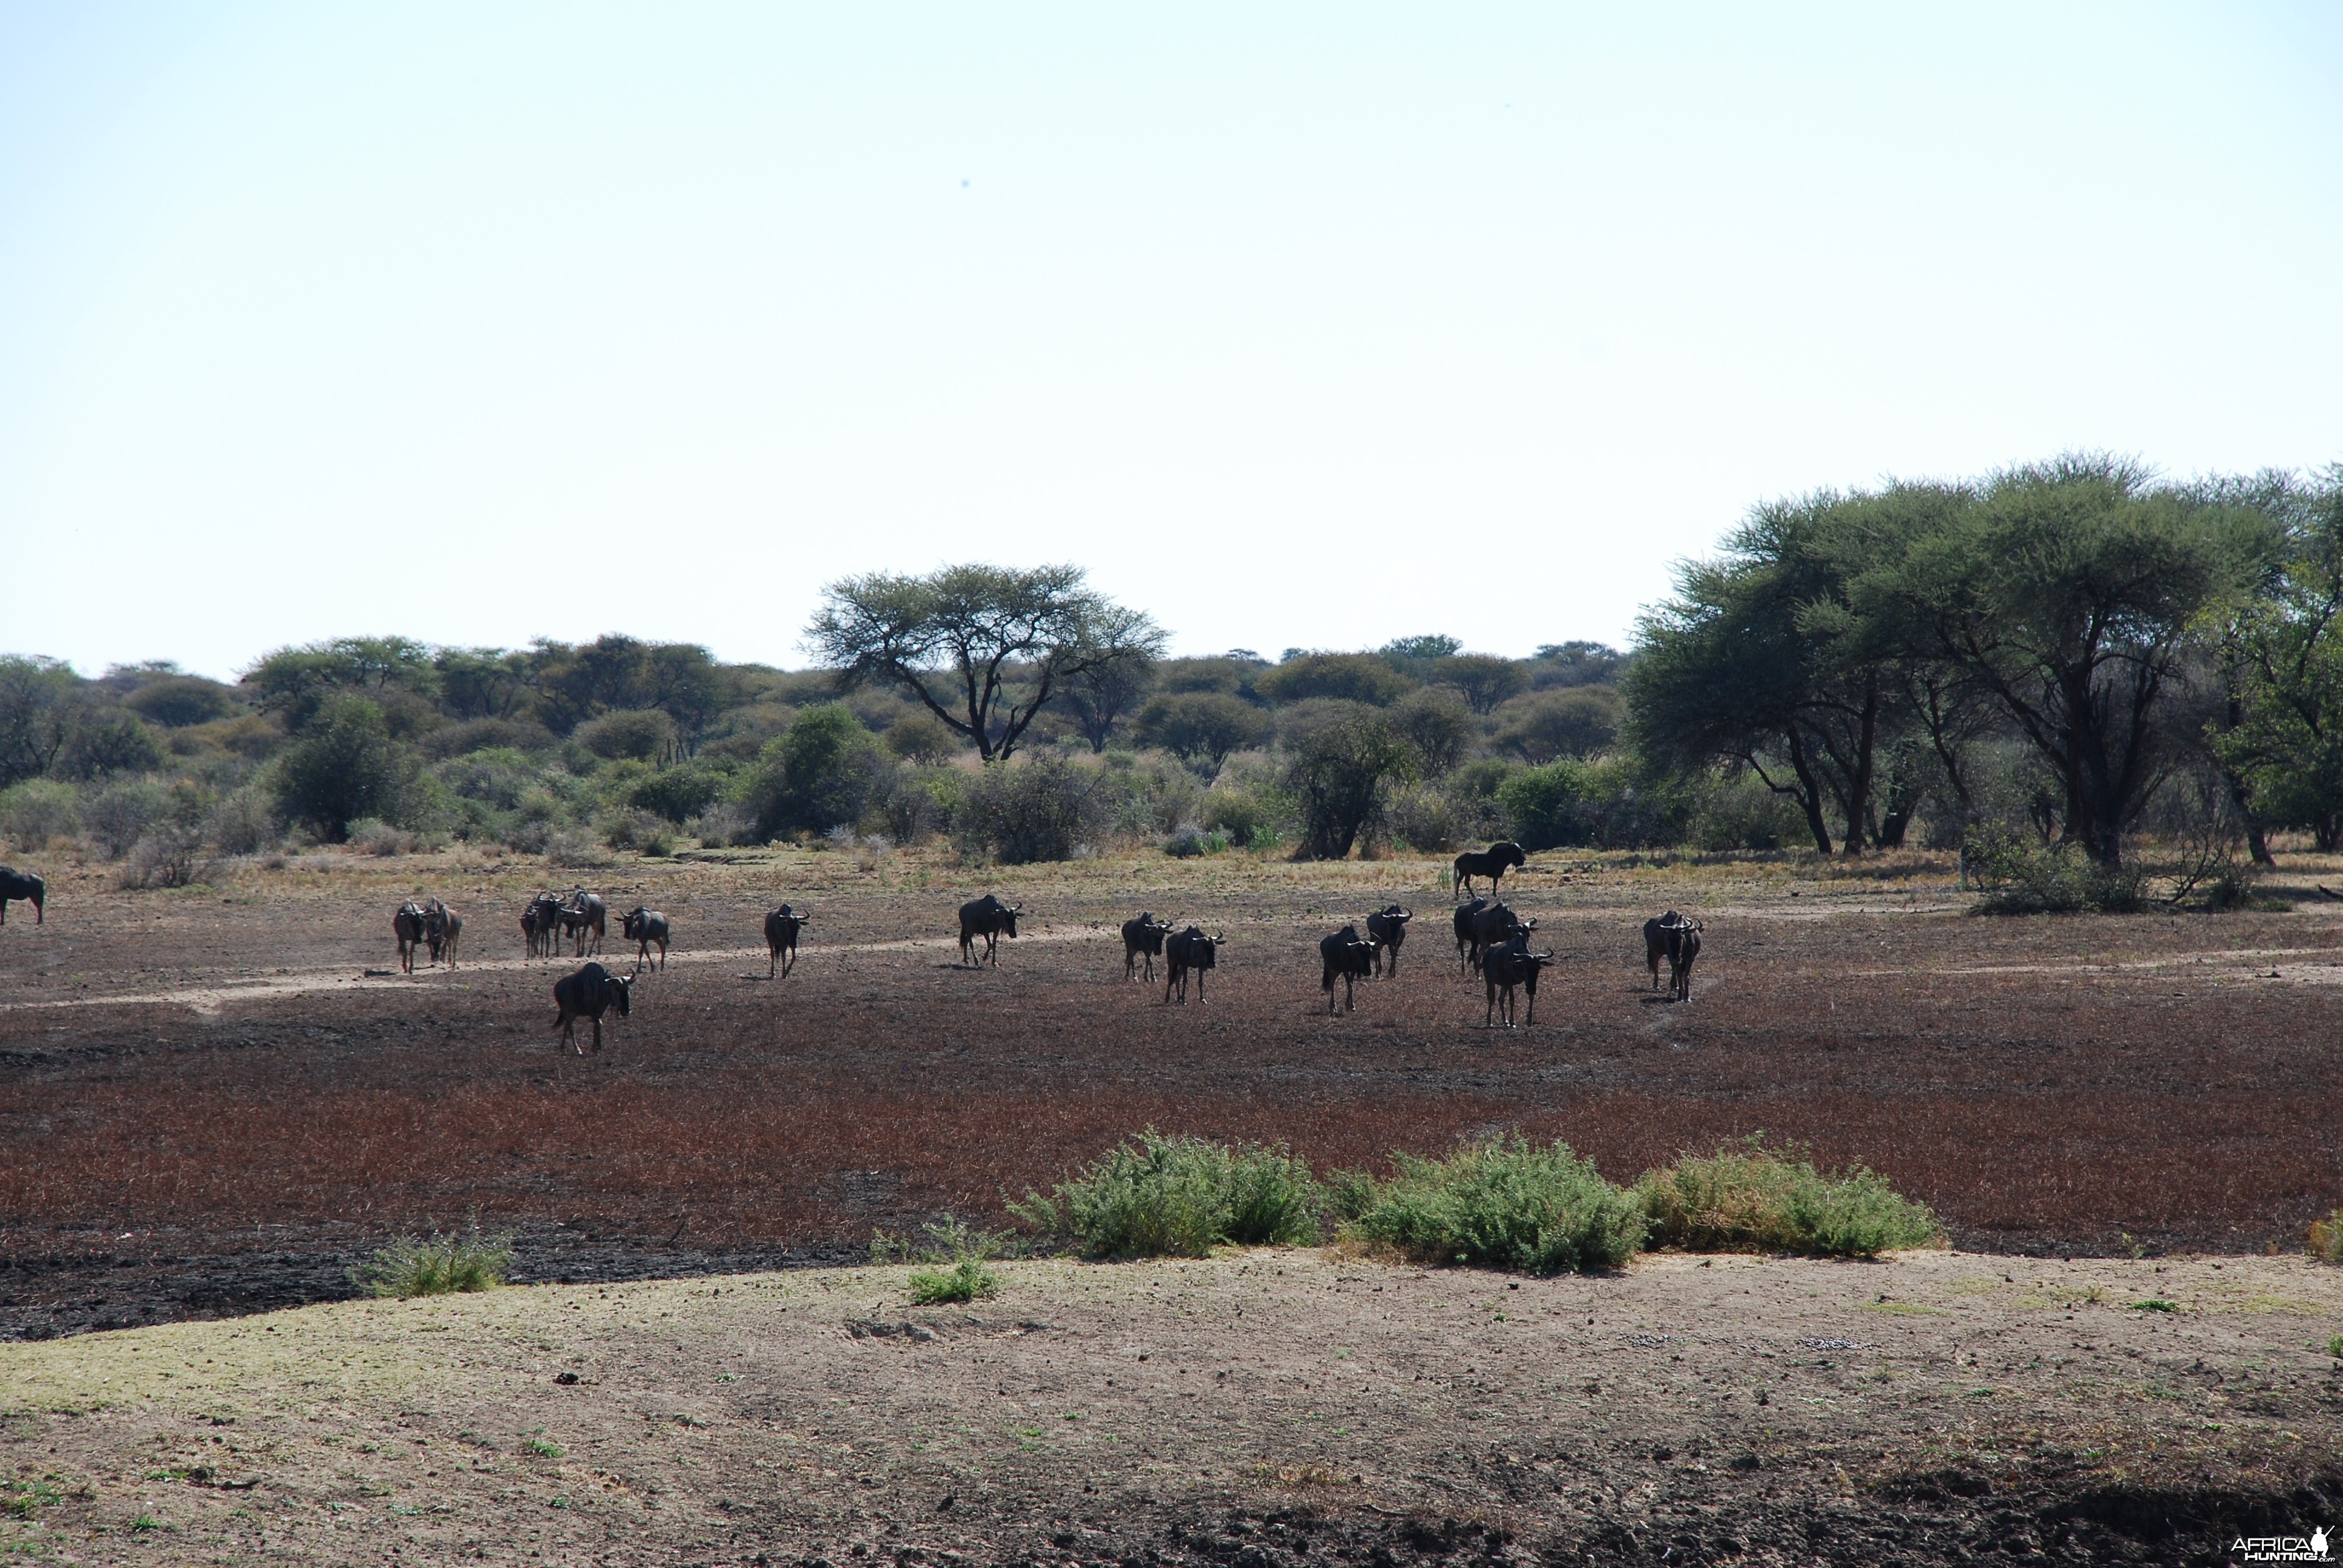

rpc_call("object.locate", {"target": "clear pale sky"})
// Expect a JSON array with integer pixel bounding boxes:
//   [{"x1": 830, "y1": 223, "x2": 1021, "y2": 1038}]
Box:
[{"x1": 4, "y1": 4, "x2": 2339, "y2": 681}]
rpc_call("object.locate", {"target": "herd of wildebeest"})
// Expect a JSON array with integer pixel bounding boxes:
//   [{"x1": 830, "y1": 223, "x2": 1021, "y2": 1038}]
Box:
[
  {"x1": 363, "y1": 841, "x2": 1706, "y2": 1055},
  {"x1": 0, "y1": 845, "x2": 1705, "y2": 1054}
]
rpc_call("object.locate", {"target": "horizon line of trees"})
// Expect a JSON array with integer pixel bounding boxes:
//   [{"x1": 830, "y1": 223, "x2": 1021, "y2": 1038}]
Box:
[{"x1": 2, "y1": 451, "x2": 2336, "y2": 875}]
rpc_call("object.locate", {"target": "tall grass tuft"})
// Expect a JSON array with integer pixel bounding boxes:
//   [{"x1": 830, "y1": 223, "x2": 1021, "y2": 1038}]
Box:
[
  {"x1": 1636, "y1": 1140, "x2": 1942, "y2": 1258},
  {"x1": 355, "y1": 1219, "x2": 514, "y2": 1298},
  {"x1": 1009, "y1": 1129, "x2": 1321, "y2": 1258},
  {"x1": 1342, "y1": 1135, "x2": 1645, "y2": 1275}
]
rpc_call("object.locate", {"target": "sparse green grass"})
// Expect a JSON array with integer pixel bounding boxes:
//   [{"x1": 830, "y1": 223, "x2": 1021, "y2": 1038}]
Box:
[
  {"x1": 2324, "y1": 1333, "x2": 2342, "y2": 1359},
  {"x1": 1010, "y1": 1130, "x2": 1321, "y2": 1258},
  {"x1": 353, "y1": 1218, "x2": 514, "y2": 1299},
  {"x1": 2129, "y1": 1299, "x2": 2179, "y2": 1313},
  {"x1": 1340, "y1": 1135, "x2": 1646, "y2": 1275},
  {"x1": 1634, "y1": 1140, "x2": 1943, "y2": 1258}
]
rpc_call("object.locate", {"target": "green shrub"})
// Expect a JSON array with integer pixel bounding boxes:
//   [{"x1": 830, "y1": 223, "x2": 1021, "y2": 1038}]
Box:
[
  {"x1": 1965, "y1": 826, "x2": 2145, "y2": 914},
  {"x1": 83, "y1": 778, "x2": 174, "y2": 860},
  {"x1": 908, "y1": 1259, "x2": 1000, "y2": 1304},
  {"x1": 628, "y1": 760, "x2": 730, "y2": 824},
  {"x1": 271, "y1": 696, "x2": 414, "y2": 843},
  {"x1": 0, "y1": 778, "x2": 80, "y2": 850},
  {"x1": 745, "y1": 704, "x2": 893, "y2": 841},
  {"x1": 955, "y1": 756, "x2": 1107, "y2": 864},
  {"x1": 1343, "y1": 1136, "x2": 1645, "y2": 1275},
  {"x1": 1011, "y1": 1131, "x2": 1322, "y2": 1258},
  {"x1": 1636, "y1": 1140, "x2": 1942, "y2": 1258},
  {"x1": 1495, "y1": 756, "x2": 1691, "y2": 851},
  {"x1": 2311, "y1": 1209, "x2": 2343, "y2": 1264},
  {"x1": 355, "y1": 1220, "x2": 514, "y2": 1298}
]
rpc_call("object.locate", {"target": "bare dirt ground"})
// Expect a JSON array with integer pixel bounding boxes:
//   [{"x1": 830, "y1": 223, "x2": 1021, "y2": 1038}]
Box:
[
  {"x1": 4, "y1": 1250, "x2": 2339, "y2": 1565},
  {"x1": 2, "y1": 843, "x2": 2341, "y2": 1560},
  {"x1": 3, "y1": 843, "x2": 2339, "y2": 1341}
]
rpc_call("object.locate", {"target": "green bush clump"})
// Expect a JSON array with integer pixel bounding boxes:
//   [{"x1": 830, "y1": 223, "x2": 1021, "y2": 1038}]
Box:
[
  {"x1": 355, "y1": 1220, "x2": 514, "y2": 1298},
  {"x1": 1011, "y1": 1131, "x2": 1322, "y2": 1258},
  {"x1": 1636, "y1": 1141, "x2": 1942, "y2": 1258},
  {"x1": 1964, "y1": 826, "x2": 2145, "y2": 914},
  {"x1": 1343, "y1": 1136, "x2": 1645, "y2": 1275},
  {"x1": 2311, "y1": 1209, "x2": 2343, "y2": 1264},
  {"x1": 908, "y1": 1258, "x2": 999, "y2": 1304}
]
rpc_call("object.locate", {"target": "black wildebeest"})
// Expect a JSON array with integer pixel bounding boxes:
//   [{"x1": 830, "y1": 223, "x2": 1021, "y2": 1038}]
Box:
[
  {"x1": 1121, "y1": 912, "x2": 1172, "y2": 981},
  {"x1": 1483, "y1": 931, "x2": 1556, "y2": 1028},
  {"x1": 958, "y1": 894, "x2": 1021, "y2": 967},
  {"x1": 522, "y1": 892, "x2": 563, "y2": 958},
  {"x1": 0, "y1": 866, "x2": 44, "y2": 926},
  {"x1": 621, "y1": 906, "x2": 670, "y2": 972},
  {"x1": 1319, "y1": 925, "x2": 1377, "y2": 1014},
  {"x1": 764, "y1": 903, "x2": 810, "y2": 978},
  {"x1": 1163, "y1": 926, "x2": 1222, "y2": 1002},
  {"x1": 551, "y1": 961, "x2": 632, "y2": 1054},
  {"x1": 1643, "y1": 910, "x2": 1698, "y2": 992},
  {"x1": 1365, "y1": 904, "x2": 1412, "y2": 976},
  {"x1": 1451, "y1": 840, "x2": 1527, "y2": 900},
  {"x1": 393, "y1": 901, "x2": 428, "y2": 975},
  {"x1": 1467, "y1": 900, "x2": 1535, "y2": 975},
  {"x1": 559, "y1": 890, "x2": 606, "y2": 956},
  {"x1": 424, "y1": 900, "x2": 462, "y2": 969},
  {"x1": 1452, "y1": 897, "x2": 1489, "y2": 972},
  {"x1": 1655, "y1": 914, "x2": 1703, "y2": 1002}
]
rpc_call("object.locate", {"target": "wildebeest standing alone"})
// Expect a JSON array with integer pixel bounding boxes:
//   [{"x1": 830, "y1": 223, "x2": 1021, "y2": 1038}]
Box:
[
  {"x1": 560, "y1": 890, "x2": 607, "y2": 956},
  {"x1": 764, "y1": 904, "x2": 810, "y2": 978},
  {"x1": 621, "y1": 906, "x2": 670, "y2": 972},
  {"x1": 1163, "y1": 926, "x2": 1222, "y2": 1002},
  {"x1": 958, "y1": 894, "x2": 1021, "y2": 968},
  {"x1": 1365, "y1": 904, "x2": 1412, "y2": 976},
  {"x1": 1662, "y1": 916, "x2": 1703, "y2": 1002},
  {"x1": 0, "y1": 866, "x2": 44, "y2": 926},
  {"x1": 1644, "y1": 910, "x2": 1697, "y2": 991},
  {"x1": 393, "y1": 901, "x2": 428, "y2": 975},
  {"x1": 1451, "y1": 840, "x2": 1527, "y2": 900},
  {"x1": 1121, "y1": 912, "x2": 1172, "y2": 981},
  {"x1": 551, "y1": 961, "x2": 632, "y2": 1053},
  {"x1": 1483, "y1": 932, "x2": 1556, "y2": 1028},
  {"x1": 424, "y1": 900, "x2": 462, "y2": 969},
  {"x1": 1319, "y1": 925, "x2": 1377, "y2": 1014}
]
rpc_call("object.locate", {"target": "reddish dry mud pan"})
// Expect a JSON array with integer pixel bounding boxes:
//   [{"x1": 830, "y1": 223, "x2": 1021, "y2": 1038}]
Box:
[{"x1": 2, "y1": 847, "x2": 2340, "y2": 1341}]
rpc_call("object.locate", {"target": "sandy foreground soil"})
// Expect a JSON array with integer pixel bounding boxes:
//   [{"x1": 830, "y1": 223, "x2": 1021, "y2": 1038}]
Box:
[{"x1": 4, "y1": 1248, "x2": 2339, "y2": 1567}]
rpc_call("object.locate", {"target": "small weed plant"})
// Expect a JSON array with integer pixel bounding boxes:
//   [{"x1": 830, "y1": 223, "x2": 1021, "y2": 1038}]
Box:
[
  {"x1": 1010, "y1": 1130, "x2": 1321, "y2": 1258},
  {"x1": 1636, "y1": 1140, "x2": 1943, "y2": 1258},
  {"x1": 2309, "y1": 1209, "x2": 2343, "y2": 1264},
  {"x1": 1342, "y1": 1135, "x2": 1645, "y2": 1275},
  {"x1": 355, "y1": 1218, "x2": 514, "y2": 1299},
  {"x1": 873, "y1": 1214, "x2": 1015, "y2": 1303}
]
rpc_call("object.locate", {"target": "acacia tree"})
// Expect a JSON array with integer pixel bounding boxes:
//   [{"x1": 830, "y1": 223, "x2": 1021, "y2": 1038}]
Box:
[
  {"x1": 1060, "y1": 606, "x2": 1159, "y2": 752},
  {"x1": 1627, "y1": 492, "x2": 1898, "y2": 854},
  {"x1": 1868, "y1": 456, "x2": 2272, "y2": 866},
  {"x1": 807, "y1": 564, "x2": 1165, "y2": 762},
  {"x1": 2207, "y1": 465, "x2": 2343, "y2": 849}
]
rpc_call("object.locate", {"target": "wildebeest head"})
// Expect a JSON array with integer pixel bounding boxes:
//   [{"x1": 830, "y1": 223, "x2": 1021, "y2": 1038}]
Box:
[
  {"x1": 609, "y1": 973, "x2": 632, "y2": 1016},
  {"x1": 1170, "y1": 926, "x2": 1222, "y2": 968},
  {"x1": 622, "y1": 906, "x2": 650, "y2": 939},
  {"x1": 1000, "y1": 903, "x2": 1021, "y2": 937}
]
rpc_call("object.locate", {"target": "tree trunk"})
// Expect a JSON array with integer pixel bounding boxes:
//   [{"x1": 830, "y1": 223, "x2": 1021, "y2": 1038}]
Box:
[{"x1": 1783, "y1": 729, "x2": 1835, "y2": 855}]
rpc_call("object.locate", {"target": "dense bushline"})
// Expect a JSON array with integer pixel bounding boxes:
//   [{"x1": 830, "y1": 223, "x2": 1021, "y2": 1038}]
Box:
[
  {"x1": 1001, "y1": 1132, "x2": 1942, "y2": 1273},
  {"x1": 7, "y1": 459, "x2": 2341, "y2": 875}
]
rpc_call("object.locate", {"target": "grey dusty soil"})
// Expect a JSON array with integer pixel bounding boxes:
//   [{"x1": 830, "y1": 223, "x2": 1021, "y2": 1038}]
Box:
[{"x1": 4, "y1": 1249, "x2": 2340, "y2": 1566}]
